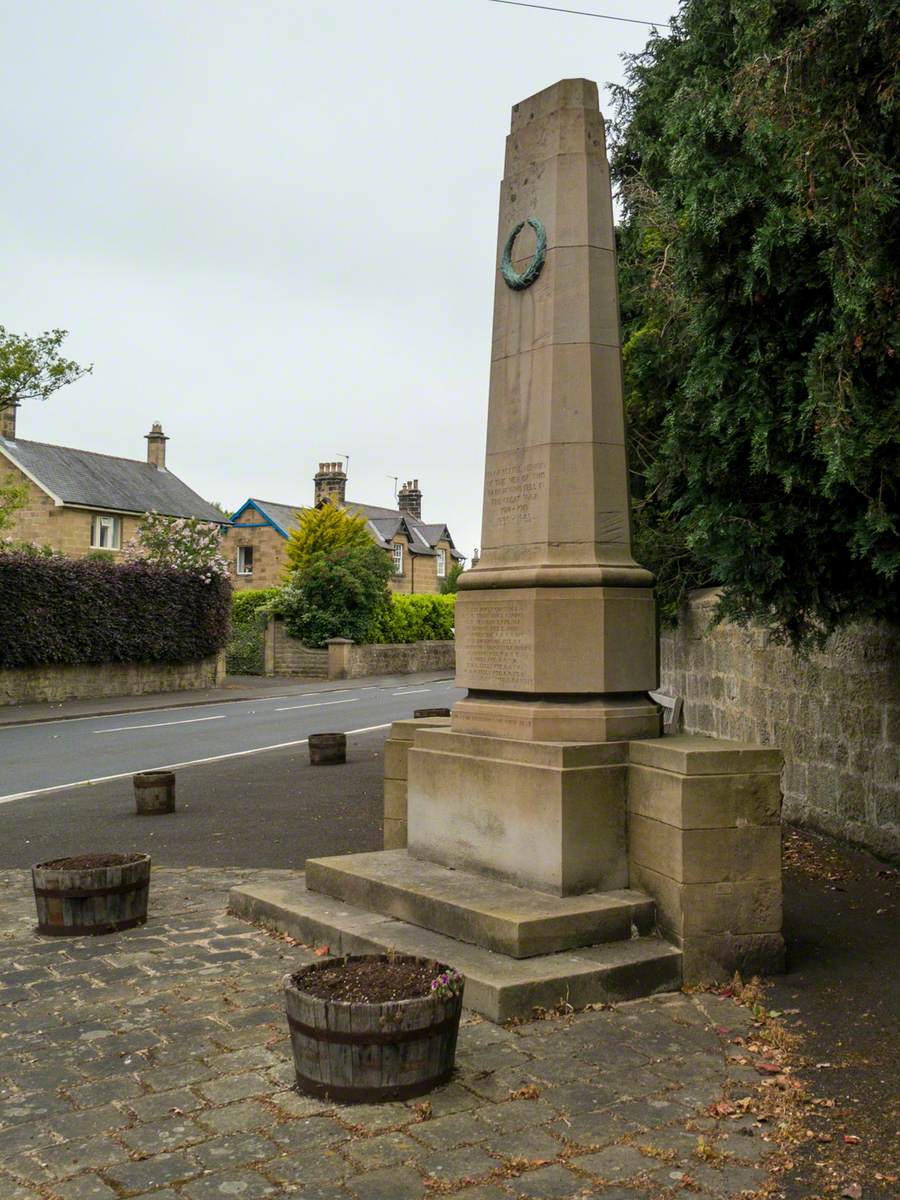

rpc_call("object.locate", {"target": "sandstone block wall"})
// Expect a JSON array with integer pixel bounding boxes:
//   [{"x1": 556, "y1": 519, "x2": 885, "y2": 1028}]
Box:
[
  {"x1": 0, "y1": 653, "x2": 225, "y2": 706},
  {"x1": 344, "y1": 640, "x2": 455, "y2": 678},
  {"x1": 660, "y1": 589, "x2": 899, "y2": 861},
  {"x1": 264, "y1": 619, "x2": 329, "y2": 678}
]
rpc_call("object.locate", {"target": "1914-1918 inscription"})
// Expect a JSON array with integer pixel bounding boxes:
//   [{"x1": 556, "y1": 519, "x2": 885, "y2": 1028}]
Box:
[
  {"x1": 484, "y1": 462, "x2": 547, "y2": 532},
  {"x1": 458, "y1": 598, "x2": 532, "y2": 689}
]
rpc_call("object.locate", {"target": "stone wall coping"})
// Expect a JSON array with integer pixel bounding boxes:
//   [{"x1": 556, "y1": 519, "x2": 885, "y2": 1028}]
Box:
[{"x1": 629, "y1": 735, "x2": 783, "y2": 776}]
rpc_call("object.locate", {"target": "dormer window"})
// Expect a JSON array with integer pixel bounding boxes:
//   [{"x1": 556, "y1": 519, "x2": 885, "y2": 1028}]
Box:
[
  {"x1": 436, "y1": 548, "x2": 446, "y2": 577},
  {"x1": 392, "y1": 543, "x2": 404, "y2": 575}
]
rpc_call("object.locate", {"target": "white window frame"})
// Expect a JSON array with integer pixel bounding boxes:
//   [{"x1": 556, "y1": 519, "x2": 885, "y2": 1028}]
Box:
[
  {"x1": 392, "y1": 542, "x2": 404, "y2": 575},
  {"x1": 90, "y1": 513, "x2": 121, "y2": 550},
  {"x1": 436, "y1": 548, "x2": 446, "y2": 578},
  {"x1": 236, "y1": 545, "x2": 254, "y2": 576}
]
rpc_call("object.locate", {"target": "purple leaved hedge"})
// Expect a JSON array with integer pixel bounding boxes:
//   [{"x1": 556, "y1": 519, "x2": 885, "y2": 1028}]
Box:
[{"x1": 0, "y1": 552, "x2": 231, "y2": 669}]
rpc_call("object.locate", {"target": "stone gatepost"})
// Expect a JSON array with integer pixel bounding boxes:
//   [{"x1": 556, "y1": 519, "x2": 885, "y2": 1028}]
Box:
[{"x1": 326, "y1": 637, "x2": 353, "y2": 680}]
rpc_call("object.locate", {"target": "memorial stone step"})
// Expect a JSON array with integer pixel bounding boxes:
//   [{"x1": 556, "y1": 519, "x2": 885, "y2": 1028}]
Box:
[
  {"x1": 304, "y1": 849, "x2": 656, "y2": 958},
  {"x1": 228, "y1": 873, "x2": 682, "y2": 1023}
]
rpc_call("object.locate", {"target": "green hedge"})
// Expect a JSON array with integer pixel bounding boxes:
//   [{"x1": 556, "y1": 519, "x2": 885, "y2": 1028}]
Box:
[
  {"x1": 232, "y1": 587, "x2": 281, "y2": 626},
  {"x1": 0, "y1": 552, "x2": 231, "y2": 668},
  {"x1": 225, "y1": 587, "x2": 281, "y2": 675},
  {"x1": 367, "y1": 593, "x2": 455, "y2": 644}
]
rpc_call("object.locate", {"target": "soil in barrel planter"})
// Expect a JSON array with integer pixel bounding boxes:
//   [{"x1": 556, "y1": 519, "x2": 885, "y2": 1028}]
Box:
[
  {"x1": 38, "y1": 853, "x2": 144, "y2": 870},
  {"x1": 292, "y1": 957, "x2": 445, "y2": 1003}
]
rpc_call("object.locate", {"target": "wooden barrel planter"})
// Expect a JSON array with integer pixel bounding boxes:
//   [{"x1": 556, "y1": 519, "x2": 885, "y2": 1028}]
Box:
[
  {"x1": 134, "y1": 770, "x2": 176, "y2": 815},
  {"x1": 283, "y1": 954, "x2": 464, "y2": 1103},
  {"x1": 413, "y1": 707, "x2": 451, "y2": 719},
  {"x1": 308, "y1": 732, "x2": 346, "y2": 766},
  {"x1": 32, "y1": 853, "x2": 151, "y2": 937}
]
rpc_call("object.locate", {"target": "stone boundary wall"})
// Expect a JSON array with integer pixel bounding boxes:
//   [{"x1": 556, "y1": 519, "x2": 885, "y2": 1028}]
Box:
[
  {"x1": 339, "y1": 640, "x2": 455, "y2": 679},
  {"x1": 0, "y1": 653, "x2": 225, "y2": 706},
  {"x1": 660, "y1": 589, "x2": 899, "y2": 861},
  {"x1": 264, "y1": 619, "x2": 328, "y2": 678}
]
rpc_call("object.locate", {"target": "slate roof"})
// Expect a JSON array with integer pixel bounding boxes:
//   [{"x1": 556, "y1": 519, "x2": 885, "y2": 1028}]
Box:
[
  {"x1": 0, "y1": 437, "x2": 228, "y2": 524},
  {"x1": 240, "y1": 498, "x2": 463, "y2": 559}
]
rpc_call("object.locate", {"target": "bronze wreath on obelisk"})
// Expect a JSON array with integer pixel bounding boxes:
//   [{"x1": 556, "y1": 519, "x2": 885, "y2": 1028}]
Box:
[{"x1": 500, "y1": 217, "x2": 547, "y2": 290}]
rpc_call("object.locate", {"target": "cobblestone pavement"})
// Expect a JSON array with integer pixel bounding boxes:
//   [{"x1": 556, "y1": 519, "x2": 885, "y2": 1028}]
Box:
[{"x1": 0, "y1": 868, "x2": 778, "y2": 1200}]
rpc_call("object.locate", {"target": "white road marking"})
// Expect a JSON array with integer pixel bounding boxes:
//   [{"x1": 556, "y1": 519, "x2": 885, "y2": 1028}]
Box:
[
  {"x1": 93, "y1": 715, "x2": 227, "y2": 734},
  {"x1": 274, "y1": 699, "x2": 358, "y2": 712},
  {"x1": 0, "y1": 685, "x2": 391, "y2": 732},
  {"x1": 0, "y1": 723, "x2": 393, "y2": 805},
  {"x1": 391, "y1": 689, "x2": 431, "y2": 696}
]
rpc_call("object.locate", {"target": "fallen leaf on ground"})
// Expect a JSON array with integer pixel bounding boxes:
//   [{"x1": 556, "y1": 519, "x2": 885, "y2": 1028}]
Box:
[{"x1": 314, "y1": 945, "x2": 329, "y2": 956}]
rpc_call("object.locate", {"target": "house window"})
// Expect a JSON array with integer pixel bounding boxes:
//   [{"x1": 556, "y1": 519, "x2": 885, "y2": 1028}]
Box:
[
  {"x1": 392, "y1": 543, "x2": 404, "y2": 574},
  {"x1": 436, "y1": 548, "x2": 446, "y2": 577},
  {"x1": 90, "y1": 514, "x2": 121, "y2": 550},
  {"x1": 237, "y1": 545, "x2": 254, "y2": 576}
]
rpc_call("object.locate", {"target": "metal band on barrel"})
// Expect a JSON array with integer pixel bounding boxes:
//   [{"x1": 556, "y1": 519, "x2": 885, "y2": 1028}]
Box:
[{"x1": 285, "y1": 1010, "x2": 459, "y2": 1045}]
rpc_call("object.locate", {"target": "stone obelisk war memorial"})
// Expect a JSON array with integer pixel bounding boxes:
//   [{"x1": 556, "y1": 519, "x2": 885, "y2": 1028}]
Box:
[{"x1": 233, "y1": 80, "x2": 785, "y2": 1021}]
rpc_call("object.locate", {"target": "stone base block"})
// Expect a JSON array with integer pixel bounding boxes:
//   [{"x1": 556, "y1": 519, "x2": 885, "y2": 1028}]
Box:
[
  {"x1": 408, "y1": 730, "x2": 628, "y2": 895},
  {"x1": 454, "y1": 585, "x2": 658, "y2": 694},
  {"x1": 680, "y1": 933, "x2": 786, "y2": 983},
  {"x1": 228, "y1": 874, "x2": 681, "y2": 1023},
  {"x1": 452, "y1": 692, "x2": 661, "y2": 742},
  {"x1": 383, "y1": 818, "x2": 406, "y2": 850},
  {"x1": 305, "y1": 849, "x2": 654, "y2": 958},
  {"x1": 626, "y1": 735, "x2": 784, "y2": 984},
  {"x1": 382, "y1": 716, "x2": 451, "y2": 851}
]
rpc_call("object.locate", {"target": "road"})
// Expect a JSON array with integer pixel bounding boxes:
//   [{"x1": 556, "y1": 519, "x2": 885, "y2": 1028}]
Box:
[{"x1": 0, "y1": 676, "x2": 463, "y2": 802}]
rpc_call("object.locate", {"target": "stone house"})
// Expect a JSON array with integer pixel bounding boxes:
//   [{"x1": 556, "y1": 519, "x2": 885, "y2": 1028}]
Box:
[
  {"x1": 0, "y1": 406, "x2": 228, "y2": 557},
  {"x1": 225, "y1": 462, "x2": 464, "y2": 592}
]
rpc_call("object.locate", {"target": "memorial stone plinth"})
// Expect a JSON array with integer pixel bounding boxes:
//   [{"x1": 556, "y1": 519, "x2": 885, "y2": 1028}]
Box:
[{"x1": 229, "y1": 81, "x2": 784, "y2": 1012}]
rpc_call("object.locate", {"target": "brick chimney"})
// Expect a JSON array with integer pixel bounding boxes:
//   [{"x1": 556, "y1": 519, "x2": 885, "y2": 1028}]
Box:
[
  {"x1": 398, "y1": 479, "x2": 422, "y2": 520},
  {"x1": 314, "y1": 461, "x2": 347, "y2": 507},
  {"x1": 0, "y1": 402, "x2": 17, "y2": 440},
  {"x1": 145, "y1": 422, "x2": 168, "y2": 469}
]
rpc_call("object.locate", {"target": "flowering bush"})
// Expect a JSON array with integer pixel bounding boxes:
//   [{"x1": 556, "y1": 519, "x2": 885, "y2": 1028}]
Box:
[
  {"x1": 125, "y1": 512, "x2": 230, "y2": 584},
  {"x1": 1, "y1": 536, "x2": 57, "y2": 556},
  {"x1": 430, "y1": 969, "x2": 464, "y2": 1000}
]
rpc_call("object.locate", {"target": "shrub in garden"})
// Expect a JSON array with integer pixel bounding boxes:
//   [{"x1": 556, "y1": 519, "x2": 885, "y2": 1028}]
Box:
[
  {"x1": 367, "y1": 593, "x2": 455, "y2": 644},
  {"x1": 0, "y1": 552, "x2": 231, "y2": 668},
  {"x1": 226, "y1": 586, "x2": 281, "y2": 674},
  {"x1": 283, "y1": 504, "x2": 372, "y2": 578},
  {"x1": 232, "y1": 586, "x2": 281, "y2": 626},
  {"x1": 280, "y1": 545, "x2": 392, "y2": 648}
]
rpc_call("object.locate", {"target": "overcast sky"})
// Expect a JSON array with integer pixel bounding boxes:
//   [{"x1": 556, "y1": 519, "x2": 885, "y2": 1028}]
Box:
[{"x1": 3, "y1": 0, "x2": 677, "y2": 559}]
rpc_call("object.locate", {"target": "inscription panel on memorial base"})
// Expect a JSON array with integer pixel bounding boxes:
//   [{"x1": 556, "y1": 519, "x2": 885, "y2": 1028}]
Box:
[
  {"x1": 455, "y1": 593, "x2": 534, "y2": 691},
  {"x1": 482, "y1": 451, "x2": 548, "y2": 549}
]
